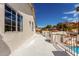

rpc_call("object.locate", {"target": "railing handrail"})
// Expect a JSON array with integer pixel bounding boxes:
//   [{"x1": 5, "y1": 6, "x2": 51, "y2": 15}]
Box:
[{"x1": 42, "y1": 31, "x2": 79, "y2": 56}]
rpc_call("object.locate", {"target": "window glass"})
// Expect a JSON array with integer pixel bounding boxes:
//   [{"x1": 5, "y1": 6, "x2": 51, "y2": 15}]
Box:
[
  {"x1": 17, "y1": 14, "x2": 20, "y2": 27},
  {"x1": 17, "y1": 14, "x2": 20, "y2": 22},
  {"x1": 5, "y1": 11, "x2": 11, "y2": 19},
  {"x1": 5, "y1": 5, "x2": 11, "y2": 12},
  {"x1": 12, "y1": 10, "x2": 16, "y2": 15},
  {"x1": 5, "y1": 18, "x2": 11, "y2": 25},
  {"x1": 12, "y1": 21, "x2": 16, "y2": 26},
  {"x1": 5, "y1": 4, "x2": 15, "y2": 32},
  {"x1": 5, "y1": 4, "x2": 23, "y2": 32},
  {"x1": 17, "y1": 13, "x2": 23, "y2": 31},
  {"x1": 12, "y1": 14, "x2": 16, "y2": 21},
  {"x1": 5, "y1": 25, "x2": 11, "y2": 31},
  {"x1": 12, "y1": 26, "x2": 16, "y2": 31}
]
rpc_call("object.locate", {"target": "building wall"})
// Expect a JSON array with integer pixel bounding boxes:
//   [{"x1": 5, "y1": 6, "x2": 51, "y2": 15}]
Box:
[{"x1": 0, "y1": 3, "x2": 35, "y2": 53}]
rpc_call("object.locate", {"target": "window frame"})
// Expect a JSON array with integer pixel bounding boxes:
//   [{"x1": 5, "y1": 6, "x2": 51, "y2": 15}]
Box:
[
  {"x1": 17, "y1": 13, "x2": 23, "y2": 31},
  {"x1": 5, "y1": 4, "x2": 23, "y2": 32}
]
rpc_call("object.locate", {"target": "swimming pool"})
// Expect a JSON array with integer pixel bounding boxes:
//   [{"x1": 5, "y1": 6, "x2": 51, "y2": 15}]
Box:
[{"x1": 68, "y1": 46, "x2": 79, "y2": 54}]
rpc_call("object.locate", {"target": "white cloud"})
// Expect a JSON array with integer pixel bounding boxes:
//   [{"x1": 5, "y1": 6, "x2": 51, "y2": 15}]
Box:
[
  {"x1": 64, "y1": 4, "x2": 79, "y2": 17},
  {"x1": 67, "y1": 17, "x2": 78, "y2": 22},
  {"x1": 64, "y1": 10, "x2": 76, "y2": 14},
  {"x1": 67, "y1": 18, "x2": 73, "y2": 21},
  {"x1": 62, "y1": 16, "x2": 78, "y2": 22},
  {"x1": 62, "y1": 16, "x2": 68, "y2": 19}
]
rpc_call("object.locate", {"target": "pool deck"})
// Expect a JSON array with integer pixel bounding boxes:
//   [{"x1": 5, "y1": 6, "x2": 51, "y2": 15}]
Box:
[
  {"x1": 10, "y1": 33, "x2": 70, "y2": 56},
  {"x1": 10, "y1": 33, "x2": 56, "y2": 56}
]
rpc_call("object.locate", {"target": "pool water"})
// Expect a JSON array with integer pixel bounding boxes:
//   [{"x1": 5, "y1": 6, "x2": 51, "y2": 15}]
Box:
[{"x1": 68, "y1": 46, "x2": 79, "y2": 54}]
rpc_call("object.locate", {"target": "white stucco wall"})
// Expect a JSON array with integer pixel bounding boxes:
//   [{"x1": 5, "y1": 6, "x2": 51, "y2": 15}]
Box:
[{"x1": 0, "y1": 3, "x2": 35, "y2": 53}]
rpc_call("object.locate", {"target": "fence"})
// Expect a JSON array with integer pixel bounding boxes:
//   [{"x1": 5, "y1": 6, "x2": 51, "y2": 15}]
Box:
[{"x1": 42, "y1": 31, "x2": 79, "y2": 56}]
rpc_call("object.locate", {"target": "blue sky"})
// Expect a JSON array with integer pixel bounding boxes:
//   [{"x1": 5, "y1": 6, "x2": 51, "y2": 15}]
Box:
[{"x1": 34, "y1": 3, "x2": 77, "y2": 27}]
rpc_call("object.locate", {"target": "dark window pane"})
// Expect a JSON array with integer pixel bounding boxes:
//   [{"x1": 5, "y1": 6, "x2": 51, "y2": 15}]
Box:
[
  {"x1": 17, "y1": 27, "x2": 20, "y2": 31},
  {"x1": 18, "y1": 23, "x2": 20, "y2": 26},
  {"x1": 5, "y1": 11, "x2": 11, "y2": 19},
  {"x1": 12, "y1": 14, "x2": 16, "y2": 21},
  {"x1": 5, "y1": 18, "x2": 11, "y2": 25},
  {"x1": 17, "y1": 14, "x2": 20, "y2": 22},
  {"x1": 5, "y1": 25, "x2": 11, "y2": 31},
  {"x1": 17, "y1": 14, "x2": 21, "y2": 31},
  {"x1": 12, "y1": 10, "x2": 16, "y2": 15},
  {"x1": 20, "y1": 16, "x2": 23, "y2": 20},
  {"x1": 12, "y1": 26, "x2": 16, "y2": 31},
  {"x1": 17, "y1": 13, "x2": 23, "y2": 31},
  {"x1": 12, "y1": 21, "x2": 16, "y2": 26},
  {"x1": 17, "y1": 22, "x2": 20, "y2": 27},
  {"x1": 5, "y1": 5, "x2": 11, "y2": 12}
]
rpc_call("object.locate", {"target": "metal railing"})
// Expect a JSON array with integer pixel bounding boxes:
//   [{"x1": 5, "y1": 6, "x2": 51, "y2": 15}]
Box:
[{"x1": 42, "y1": 31, "x2": 79, "y2": 56}]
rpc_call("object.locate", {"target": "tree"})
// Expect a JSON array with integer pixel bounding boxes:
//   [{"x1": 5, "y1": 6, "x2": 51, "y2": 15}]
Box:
[
  {"x1": 45, "y1": 25, "x2": 53, "y2": 28},
  {"x1": 56, "y1": 23, "x2": 64, "y2": 30}
]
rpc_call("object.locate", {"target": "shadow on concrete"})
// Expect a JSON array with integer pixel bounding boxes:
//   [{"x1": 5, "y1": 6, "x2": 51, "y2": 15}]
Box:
[
  {"x1": 52, "y1": 51, "x2": 70, "y2": 56},
  {"x1": 45, "y1": 39, "x2": 51, "y2": 43},
  {"x1": 0, "y1": 35, "x2": 11, "y2": 56}
]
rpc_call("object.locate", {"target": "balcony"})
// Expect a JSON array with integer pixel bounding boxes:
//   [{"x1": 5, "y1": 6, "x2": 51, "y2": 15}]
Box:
[{"x1": 10, "y1": 32, "x2": 75, "y2": 56}]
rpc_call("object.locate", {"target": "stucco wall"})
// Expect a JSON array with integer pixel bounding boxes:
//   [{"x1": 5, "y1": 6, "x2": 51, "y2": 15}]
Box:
[{"x1": 0, "y1": 3, "x2": 35, "y2": 53}]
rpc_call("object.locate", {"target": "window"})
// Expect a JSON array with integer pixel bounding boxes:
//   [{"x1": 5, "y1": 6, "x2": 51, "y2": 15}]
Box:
[
  {"x1": 29, "y1": 21, "x2": 34, "y2": 31},
  {"x1": 32, "y1": 22, "x2": 34, "y2": 31},
  {"x1": 5, "y1": 5, "x2": 12, "y2": 32},
  {"x1": 17, "y1": 13, "x2": 23, "y2": 31},
  {"x1": 5, "y1": 4, "x2": 23, "y2": 32}
]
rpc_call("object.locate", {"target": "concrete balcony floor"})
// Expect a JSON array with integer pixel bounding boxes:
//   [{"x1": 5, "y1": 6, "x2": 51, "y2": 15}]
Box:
[{"x1": 10, "y1": 33, "x2": 57, "y2": 56}]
